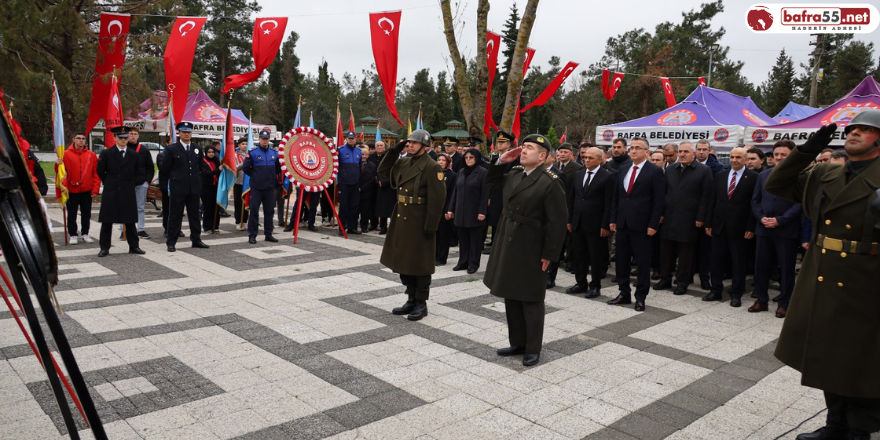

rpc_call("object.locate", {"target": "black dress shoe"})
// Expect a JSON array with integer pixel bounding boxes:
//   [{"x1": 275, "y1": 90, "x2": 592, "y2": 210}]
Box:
[
  {"x1": 653, "y1": 280, "x2": 672, "y2": 290},
  {"x1": 137, "y1": 231, "x2": 150, "y2": 239},
  {"x1": 700, "y1": 279, "x2": 711, "y2": 290},
  {"x1": 634, "y1": 300, "x2": 646, "y2": 312},
  {"x1": 673, "y1": 285, "x2": 688, "y2": 295},
  {"x1": 307, "y1": 225, "x2": 318, "y2": 231},
  {"x1": 546, "y1": 280, "x2": 555, "y2": 289},
  {"x1": 466, "y1": 267, "x2": 477, "y2": 274},
  {"x1": 607, "y1": 294, "x2": 632, "y2": 305},
  {"x1": 179, "y1": 231, "x2": 185, "y2": 237},
  {"x1": 379, "y1": 228, "x2": 387, "y2": 235},
  {"x1": 794, "y1": 425, "x2": 849, "y2": 440},
  {"x1": 392, "y1": 297, "x2": 416, "y2": 315},
  {"x1": 435, "y1": 260, "x2": 446, "y2": 266},
  {"x1": 585, "y1": 287, "x2": 601, "y2": 298},
  {"x1": 481, "y1": 248, "x2": 492, "y2": 255},
  {"x1": 730, "y1": 297, "x2": 742, "y2": 308},
  {"x1": 347, "y1": 229, "x2": 362, "y2": 235},
  {"x1": 772, "y1": 293, "x2": 782, "y2": 302},
  {"x1": 848, "y1": 428, "x2": 870, "y2": 440},
  {"x1": 283, "y1": 224, "x2": 294, "y2": 232},
  {"x1": 452, "y1": 264, "x2": 467, "y2": 271},
  {"x1": 192, "y1": 241, "x2": 210, "y2": 249},
  {"x1": 566, "y1": 284, "x2": 587, "y2": 294},
  {"x1": 522, "y1": 353, "x2": 540, "y2": 366},
  {"x1": 496, "y1": 346, "x2": 525, "y2": 357},
  {"x1": 248, "y1": 236, "x2": 257, "y2": 244},
  {"x1": 265, "y1": 235, "x2": 278, "y2": 242},
  {"x1": 128, "y1": 248, "x2": 145, "y2": 255},
  {"x1": 407, "y1": 301, "x2": 428, "y2": 321},
  {"x1": 98, "y1": 249, "x2": 109, "y2": 257},
  {"x1": 702, "y1": 292, "x2": 723, "y2": 301},
  {"x1": 167, "y1": 245, "x2": 176, "y2": 252}
]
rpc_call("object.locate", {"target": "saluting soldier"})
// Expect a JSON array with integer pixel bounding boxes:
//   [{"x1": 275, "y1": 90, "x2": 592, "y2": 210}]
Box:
[
  {"x1": 160, "y1": 122, "x2": 210, "y2": 252},
  {"x1": 765, "y1": 111, "x2": 880, "y2": 440},
  {"x1": 378, "y1": 129, "x2": 446, "y2": 321},
  {"x1": 96, "y1": 126, "x2": 145, "y2": 257},
  {"x1": 484, "y1": 134, "x2": 567, "y2": 366}
]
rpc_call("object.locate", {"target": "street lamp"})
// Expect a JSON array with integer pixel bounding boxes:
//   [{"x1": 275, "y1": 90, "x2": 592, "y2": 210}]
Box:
[{"x1": 708, "y1": 43, "x2": 720, "y2": 88}]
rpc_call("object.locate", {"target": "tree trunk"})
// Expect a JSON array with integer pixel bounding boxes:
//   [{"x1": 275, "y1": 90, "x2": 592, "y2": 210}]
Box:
[
  {"x1": 440, "y1": 0, "x2": 489, "y2": 138},
  {"x1": 499, "y1": 0, "x2": 539, "y2": 132}
]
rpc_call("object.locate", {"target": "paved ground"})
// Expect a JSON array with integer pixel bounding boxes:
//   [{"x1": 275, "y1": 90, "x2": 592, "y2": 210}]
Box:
[{"x1": 1, "y1": 203, "x2": 875, "y2": 440}]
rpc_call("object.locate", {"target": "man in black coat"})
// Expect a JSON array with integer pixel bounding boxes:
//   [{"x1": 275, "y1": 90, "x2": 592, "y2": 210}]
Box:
[
  {"x1": 654, "y1": 142, "x2": 713, "y2": 295},
  {"x1": 96, "y1": 126, "x2": 144, "y2": 257},
  {"x1": 566, "y1": 147, "x2": 615, "y2": 298},
  {"x1": 703, "y1": 147, "x2": 757, "y2": 306},
  {"x1": 693, "y1": 140, "x2": 726, "y2": 288},
  {"x1": 372, "y1": 141, "x2": 395, "y2": 234},
  {"x1": 609, "y1": 138, "x2": 665, "y2": 311},
  {"x1": 544, "y1": 148, "x2": 568, "y2": 288},
  {"x1": 607, "y1": 138, "x2": 632, "y2": 172},
  {"x1": 125, "y1": 127, "x2": 154, "y2": 239},
  {"x1": 159, "y1": 122, "x2": 210, "y2": 252},
  {"x1": 358, "y1": 147, "x2": 378, "y2": 233}
]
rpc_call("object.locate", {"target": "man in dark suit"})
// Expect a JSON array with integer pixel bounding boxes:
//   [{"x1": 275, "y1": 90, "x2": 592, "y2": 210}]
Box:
[
  {"x1": 750, "y1": 141, "x2": 802, "y2": 317},
  {"x1": 96, "y1": 126, "x2": 144, "y2": 257},
  {"x1": 566, "y1": 146, "x2": 614, "y2": 298},
  {"x1": 159, "y1": 122, "x2": 210, "y2": 252},
  {"x1": 544, "y1": 147, "x2": 568, "y2": 288},
  {"x1": 703, "y1": 147, "x2": 758, "y2": 306},
  {"x1": 609, "y1": 138, "x2": 665, "y2": 311},
  {"x1": 654, "y1": 142, "x2": 713, "y2": 295}
]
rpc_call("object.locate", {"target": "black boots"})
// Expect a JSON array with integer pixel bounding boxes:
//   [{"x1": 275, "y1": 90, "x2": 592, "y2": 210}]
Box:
[
  {"x1": 407, "y1": 300, "x2": 428, "y2": 321},
  {"x1": 794, "y1": 425, "x2": 849, "y2": 440},
  {"x1": 392, "y1": 295, "x2": 416, "y2": 315}
]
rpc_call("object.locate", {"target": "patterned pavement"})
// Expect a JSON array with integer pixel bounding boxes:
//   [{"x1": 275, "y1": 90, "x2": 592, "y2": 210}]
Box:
[{"x1": 1, "y1": 203, "x2": 875, "y2": 440}]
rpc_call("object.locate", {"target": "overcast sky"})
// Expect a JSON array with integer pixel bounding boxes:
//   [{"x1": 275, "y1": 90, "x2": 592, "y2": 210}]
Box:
[{"x1": 258, "y1": 0, "x2": 877, "y2": 95}]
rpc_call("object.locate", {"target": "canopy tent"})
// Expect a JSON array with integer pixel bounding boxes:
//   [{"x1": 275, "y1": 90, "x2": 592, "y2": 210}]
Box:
[
  {"x1": 773, "y1": 102, "x2": 821, "y2": 123},
  {"x1": 596, "y1": 86, "x2": 775, "y2": 152},
  {"x1": 94, "y1": 90, "x2": 279, "y2": 140},
  {"x1": 744, "y1": 76, "x2": 880, "y2": 148}
]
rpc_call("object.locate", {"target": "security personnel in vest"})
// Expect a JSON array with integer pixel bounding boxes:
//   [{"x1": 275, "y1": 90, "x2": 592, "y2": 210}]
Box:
[
  {"x1": 765, "y1": 110, "x2": 880, "y2": 440},
  {"x1": 378, "y1": 129, "x2": 447, "y2": 321},
  {"x1": 243, "y1": 129, "x2": 283, "y2": 244},
  {"x1": 484, "y1": 134, "x2": 567, "y2": 366},
  {"x1": 337, "y1": 131, "x2": 362, "y2": 235},
  {"x1": 160, "y1": 122, "x2": 210, "y2": 252}
]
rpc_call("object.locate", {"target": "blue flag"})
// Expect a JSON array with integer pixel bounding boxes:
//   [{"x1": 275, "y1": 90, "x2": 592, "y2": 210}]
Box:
[
  {"x1": 309, "y1": 112, "x2": 314, "y2": 129},
  {"x1": 376, "y1": 124, "x2": 382, "y2": 143}
]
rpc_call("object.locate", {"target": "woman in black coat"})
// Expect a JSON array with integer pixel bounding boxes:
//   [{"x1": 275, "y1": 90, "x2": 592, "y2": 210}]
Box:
[
  {"x1": 200, "y1": 146, "x2": 222, "y2": 232},
  {"x1": 358, "y1": 147, "x2": 378, "y2": 232},
  {"x1": 446, "y1": 149, "x2": 489, "y2": 273},
  {"x1": 373, "y1": 146, "x2": 396, "y2": 234},
  {"x1": 435, "y1": 153, "x2": 457, "y2": 265}
]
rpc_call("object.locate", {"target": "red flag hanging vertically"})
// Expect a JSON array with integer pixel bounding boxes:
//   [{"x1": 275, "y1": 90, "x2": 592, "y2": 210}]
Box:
[
  {"x1": 349, "y1": 107, "x2": 355, "y2": 132},
  {"x1": 222, "y1": 17, "x2": 288, "y2": 93},
  {"x1": 698, "y1": 77, "x2": 706, "y2": 86},
  {"x1": 601, "y1": 69, "x2": 610, "y2": 94},
  {"x1": 164, "y1": 17, "x2": 207, "y2": 123},
  {"x1": 369, "y1": 11, "x2": 403, "y2": 126},
  {"x1": 660, "y1": 77, "x2": 676, "y2": 108},
  {"x1": 520, "y1": 61, "x2": 579, "y2": 113},
  {"x1": 484, "y1": 31, "x2": 502, "y2": 138},
  {"x1": 605, "y1": 72, "x2": 624, "y2": 101},
  {"x1": 104, "y1": 73, "x2": 123, "y2": 140},
  {"x1": 511, "y1": 48, "x2": 536, "y2": 141},
  {"x1": 86, "y1": 13, "x2": 130, "y2": 135}
]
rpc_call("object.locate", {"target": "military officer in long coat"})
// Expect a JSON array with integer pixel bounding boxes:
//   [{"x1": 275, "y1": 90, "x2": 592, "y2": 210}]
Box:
[
  {"x1": 378, "y1": 129, "x2": 446, "y2": 321},
  {"x1": 484, "y1": 134, "x2": 567, "y2": 366},
  {"x1": 765, "y1": 111, "x2": 880, "y2": 440},
  {"x1": 96, "y1": 126, "x2": 144, "y2": 257}
]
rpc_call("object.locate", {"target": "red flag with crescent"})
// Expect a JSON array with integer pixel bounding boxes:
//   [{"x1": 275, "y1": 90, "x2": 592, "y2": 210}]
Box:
[
  {"x1": 369, "y1": 11, "x2": 403, "y2": 126},
  {"x1": 484, "y1": 31, "x2": 502, "y2": 138},
  {"x1": 164, "y1": 17, "x2": 207, "y2": 123},
  {"x1": 698, "y1": 77, "x2": 706, "y2": 86},
  {"x1": 512, "y1": 47, "x2": 536, "y2": 141},
  {"x1": 660, "y1": 77, "x2": 676, "y2": 108},
  {"x1": 604, "y1": 72, "x2": 624, "y2": 101},
  {"x1": 601, "y1": 69, "x2": 610, "y2": 94},
  {"x1": 104, "y1": 74, "x2": 123, "y2": 141},
  {"x1": 86, "y1": 13, "x2": 130, "y2": 135},
  {"x1": 222, "y1": 17, "x2": 288, "y2": 93},
  {"x1": 520, "y1": 61, "x2": 579, "y2": 113}
]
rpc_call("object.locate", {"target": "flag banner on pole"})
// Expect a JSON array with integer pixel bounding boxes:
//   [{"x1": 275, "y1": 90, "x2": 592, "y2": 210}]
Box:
[
  {"x1": 52, "y1": 78, "x2": 68, "y2": 205},
  {"x1": 698, "y1": 77, "x2": 706, "y2": 86},
  {"x1": 164, "y1": 17, "x2": 207, "y2": 124},
  {"x1": 416, "y1": 107, "x2": 423, "y2": 130},
  {"x1": 484, "y1": 31, "x2": 501, "y2": 138},
  {"x1": 604, "y1": 72, "x2": 625, "y2": 101},
  {"x1": 349, "y1": 107, "x2": 355, "y2": 132},
  {"x1": 661, "y1": 77, "x2": 676, "y2": 108},
  {"x1": 104, "y1": 74, "x2": 123, "y2": 136},
  {"x1": 369, "y1": 11, "x2": 404, "y2": 126},
  {"x1": 293, "y1": 100, "x2": 302, "y2": 128},
  {"x1": 407, "y1": 116, "x2": 412, "y2": 136},
  {"x1": 559, "y1": 128, "x2": 567, "y2": 144},
  {"x1": 520, "y1": 61, "x2": 578, "y2": 113},
  {"x1": 601, "y1": 69, "x2": 610, "y2": 94},
  {"x1": 309, "y1": 112, "x2": 314, "y2": 129},
  {"x1": 222, "y1": 17, "x2": 288, "y2": 93},
  {"x1": 216, "y1": 101, "x2": 236, "y2": 209},
  {"x1": 86, "y1": 13, "x2": 130, "y2": 134},
  {"x1": 242, "y1": 115, "x2": 254, "y2": 208},
  {"x1": 335, "y1": 105, "x2": 343, "y2": 148},
  {"x1": 512, "y1": 47, "x2": 536, "y2": 141},
  {"x1": 376, "y1": 122, "x2": 382, "y2": 143},
  {"x1": 167, "y1": 98, "x2": 177, "y2": 144}
]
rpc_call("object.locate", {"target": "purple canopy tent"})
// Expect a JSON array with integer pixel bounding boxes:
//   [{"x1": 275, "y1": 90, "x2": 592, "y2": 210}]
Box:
[
  {"x1": 596, "y1": 86, "x2": 775, "y2": 152},
  {"x1": 773, "y1": 102, "x2": 821, "y2": 123},
  {"x1": 744, "y1": 76, "x2": 880, "y2": 147}
]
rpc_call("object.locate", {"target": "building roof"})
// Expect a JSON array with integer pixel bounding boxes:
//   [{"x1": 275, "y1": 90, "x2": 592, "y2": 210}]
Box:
[
  {"x1": 353, "y1": 125, "x2": 399, "y2": 137},
  {"x1": 431, "y1": 128, "x2": 469, "y2": 139}
]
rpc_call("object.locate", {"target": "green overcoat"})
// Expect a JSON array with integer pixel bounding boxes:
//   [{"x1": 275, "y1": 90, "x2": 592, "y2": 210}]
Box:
[
  {"x1": 765, "y1": 147, "x2": 880, "y2": 398},
  {"x1": 483, "y1": 163, "x2": 568, "y2": 302},
  {"x1": 377, "y1": 146, "x2": 446, "y2": 276}
]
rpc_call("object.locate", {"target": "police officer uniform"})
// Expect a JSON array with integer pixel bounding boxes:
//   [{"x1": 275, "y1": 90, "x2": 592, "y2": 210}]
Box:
[
  {"x1": 242, "y1": 129, "x2": 282, "y2": 244},
  {"x1": 378, "y1": 129, "x2": 447, "y2": 321},
  {"x1": 337, "y1": 131, "x2": 362, "y2": 235},
  {"x1": 159, "y1": 122, "x2": 210, "y2": 252},
  {"x1": 765, "y1": 113, "x2": 880, "y2": 440},
  {"x1": 96, "y1": 126, "x2": 144, "y2": 256}
]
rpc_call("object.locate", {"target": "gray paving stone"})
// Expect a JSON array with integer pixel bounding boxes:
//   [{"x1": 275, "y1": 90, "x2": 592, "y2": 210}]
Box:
[
  {"x1": 637, "y1": 400, "x2": 703, "y2": 428},
  {"x1": 323, "y1": 399, "x2": 388, "y2": 429},
  {"x1": 610, "y1": 413, "x2": 679, "y2": 440},
  {"x1": 662, "y1": 390, "x2": 722, "y2": 415}
]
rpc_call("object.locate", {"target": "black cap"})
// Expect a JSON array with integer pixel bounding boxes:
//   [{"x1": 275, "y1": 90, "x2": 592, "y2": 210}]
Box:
[
  {"x1": 259, "y1": 129, "x2": 271, "y2": 139},
  {"x1": 495, "y1": 130, "x2": 514, "y2": 142},
  {"x1": 522, "y1": 133, "x2": 551, "y2": 152},
  {"x1": 346, "y1": 131, "x2": 356, "y2": 138},
  {"x1": 557, "y1": 143, "x2": 573, "y2": 151},
  {"x1": 110, "y1": 126, "x2": 131, "y2": 138},
  {"x1": 175, "y1": 121, "x2": 194, "y2": 132},
  {"x1": 468, "y1": 136, "x2": 483, "y2": 146}
]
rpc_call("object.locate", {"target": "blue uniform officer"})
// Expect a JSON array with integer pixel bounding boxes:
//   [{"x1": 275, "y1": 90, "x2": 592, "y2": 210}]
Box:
[
  {"x1": 243, "y1": 129, "x2": 282, "y2": 244},
  {"x1": 337, "y1": 131, "x2": 362, "y2": 235}
]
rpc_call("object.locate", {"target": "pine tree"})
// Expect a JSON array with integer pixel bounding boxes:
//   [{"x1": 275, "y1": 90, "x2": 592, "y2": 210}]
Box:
[
  {"x1": 500, "y1": 2, "x2": 520, "y2": 80},
  {"x1": 267, "y1": 32, "x2": 303, "y2": 129},
  {"x1": 758, "y1": 49, "x2": 796, "y2": 116}
]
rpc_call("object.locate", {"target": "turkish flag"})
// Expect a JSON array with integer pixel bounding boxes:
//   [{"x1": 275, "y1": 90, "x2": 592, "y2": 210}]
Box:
[
  {"x1": 511, "y1": 48, "x2": 536, "y2": 141},
  {"x1": 698, "y1": 77, "x2": 706, "y2": 86},
  {"x1": 604, "y1": 72, "x2": 624, "y2": 101},
  {"x1": 520, "y1": 61, "x2": 579, "y2": 113},
  {"x1": 369, "y1": 11, "x2": 403, "y2": 126},
  {"x1": 86, "y1": 13, "x2": 130, "y2": 135},
  {"x1": 483, "y1": 31, "x2": 501, "y2": 138},
  {"x1": 164, "y1": 17, "x2": 207, "y2": 124},
  {"x1": 222, "y1": 17, "x2": 288, "y2": 93},
  {"x1": 601, "y1": 69, "x2": 610, "y2": 94},
  {"x1": 104, "y1": 74, "x2": 123, "y2": 140},
  {"x1": 660, "y1": 77, "x2": 676, "y2": 108}
]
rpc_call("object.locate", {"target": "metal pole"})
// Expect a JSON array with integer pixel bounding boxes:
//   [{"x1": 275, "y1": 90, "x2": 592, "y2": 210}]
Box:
[{"x1": 708, "y1": 50, "x2": 714, "y2": 88}]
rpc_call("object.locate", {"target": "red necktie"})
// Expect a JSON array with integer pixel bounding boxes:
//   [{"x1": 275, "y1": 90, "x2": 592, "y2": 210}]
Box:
[
  {"x1": 728, "y1": 172, "x2": 736, "y2": 199},
  {"x1": 626, "y1": 166, "x2": 638, "y2": 195}
]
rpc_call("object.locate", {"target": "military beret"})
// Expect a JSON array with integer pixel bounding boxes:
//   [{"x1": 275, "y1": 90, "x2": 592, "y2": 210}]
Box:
[
  {"x1": 522, "y1": 133, "x2": 551, "y2": 152},
  {"x1": 557, "y1": 143, "x2": 573, "y2": 151}
]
